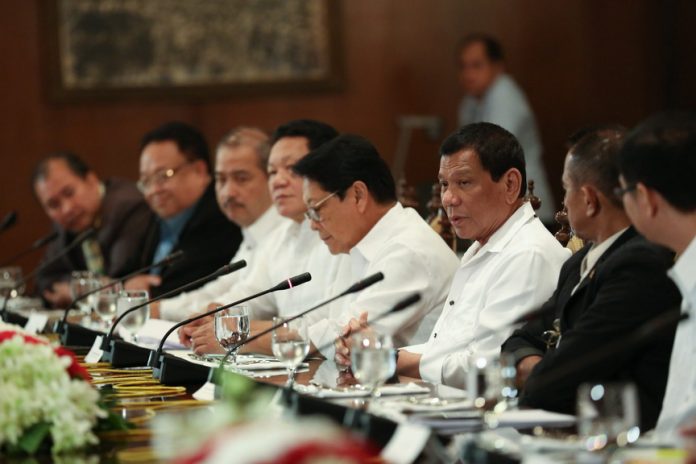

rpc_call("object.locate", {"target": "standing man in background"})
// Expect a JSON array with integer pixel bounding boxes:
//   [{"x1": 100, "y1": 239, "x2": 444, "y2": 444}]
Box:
[{"x1": 457, "y1": 33, "x2": 555, "y2": 223}]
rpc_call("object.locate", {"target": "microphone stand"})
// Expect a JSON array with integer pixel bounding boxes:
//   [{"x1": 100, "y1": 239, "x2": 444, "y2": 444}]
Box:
[
  {"x1": 1, "y1": 228, "x2": 95, "y2": 322},
  {"x1": 56, "y1": 250, "x2": 185, "y2": 346},
  {"x1": 149, "y1": 273, "x2": 312, "y2": 385},
  {"x1": 100, "y1": 260, "x2": 247, "y2": 367}
]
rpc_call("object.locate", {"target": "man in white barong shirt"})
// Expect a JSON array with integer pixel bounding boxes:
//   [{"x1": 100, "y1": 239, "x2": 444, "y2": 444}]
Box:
[{"x1": 336, "y1": 123, "x2": 569, "y2": 388}]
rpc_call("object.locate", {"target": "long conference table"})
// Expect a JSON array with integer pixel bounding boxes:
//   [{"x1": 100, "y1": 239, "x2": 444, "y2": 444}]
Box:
[{"x1": 3, "y1": 306, "x2": 687, "y2": 464}]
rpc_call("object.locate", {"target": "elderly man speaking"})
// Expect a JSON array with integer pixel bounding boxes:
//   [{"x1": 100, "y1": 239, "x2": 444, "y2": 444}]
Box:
[{"x1": 336, "y1": 122, "x2": 569, "y2": 387}]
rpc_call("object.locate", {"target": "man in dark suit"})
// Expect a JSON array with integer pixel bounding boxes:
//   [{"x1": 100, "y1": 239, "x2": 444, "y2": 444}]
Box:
[
  {"x1": 127, "y1": 122, "x2": 242, "y2": 298},
  {"x1": 33, "y1": 152, "x2": 153, "y2": 307},
  {"x1": 502, "y1": 126, "x2": 681, "y2": 431}
]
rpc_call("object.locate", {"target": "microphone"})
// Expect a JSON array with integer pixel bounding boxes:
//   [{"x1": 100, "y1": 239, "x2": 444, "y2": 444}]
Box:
[
  {"x1": 0, "y1": 231, "x2": 58, "y2": 267},
  {"x1": 100, "y1": 259, "x2": 247, "y2": 362},
  {"x1": 308, "y1": 292, "x2": 422, "y2": 359},
  {"x1": 208, "y1": 292, "x2": 421, "y2": 389},
  {"x1": 0, "y1": 210, "x2": 17, "y2": 235},
  {"x1": 219, "y1": 272, "x2": 386, "y2": 365},
  {"x1": 149, "y1": 272, "x2": 312, "y2": 379},
  {"x1": 57, "y1": 250, "x2": 185, "y2": 333},
  {"x1": 1, "y1": 227, "x2": 95, "y2": 321},
  {"x1": 55, "y1": 250, "x2": 185, "y2": 340}
]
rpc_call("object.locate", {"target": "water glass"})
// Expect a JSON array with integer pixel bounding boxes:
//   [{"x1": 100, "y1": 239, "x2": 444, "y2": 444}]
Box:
[
  {"x1": 214, "y1": 306, "x2": 249, "y2": 363},
  {"x1": 70, "y1": 271, "x2": 100, "y2": 318},
  {"x1": 116, "y1": 290, "x2": 150, "y2": 339},
  {"x1": 350, "y1": 331, "x2": 396, "y2": 398},
  {"x1": 467, "y1": 353, "x2": 518, "y2": 412},
  {"x1": 577, "y1": 382, "x2": 640, "y2": 451},
  {"x1": 0, "y1": 266, "x2": 23, "y2": 298},
  {"x1": 94, "y1": 281, "x2": 121, "y2": 328},
  {"x1": 271, "y1": 316, "x2": 309, "y2": 387}
]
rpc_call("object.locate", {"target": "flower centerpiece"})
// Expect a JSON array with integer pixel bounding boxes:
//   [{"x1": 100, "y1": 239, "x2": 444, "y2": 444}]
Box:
[{"x1": 0, "y1": 321, "x2": 128, "y2": 456}]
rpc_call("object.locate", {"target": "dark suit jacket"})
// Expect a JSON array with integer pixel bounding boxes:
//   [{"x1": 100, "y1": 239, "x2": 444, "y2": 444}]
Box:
[
  {"x1": 502, "y1": 227, "x2": 681, "y2": 430},
  {"x1": 135, "y1": 182, "x2": 242, "y2": 299},
  {"x1": 36, "y1": 178, "x2": 154, "y2": 296}
]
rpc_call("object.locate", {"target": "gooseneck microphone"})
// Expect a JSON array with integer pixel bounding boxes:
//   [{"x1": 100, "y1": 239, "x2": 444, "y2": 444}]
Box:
[
  {"x1": 0, "y1": 210, "x2": 17, "y2": 235},
  {"x1": 219, "y1": 272, "x2": 385, "y2": 365},
  {"x1": 56, "y1": 250, "x2": 185, "y2": 333},
  {"x1": 148, "y1": 272, "x2": 312, "y2": 374},
  {"x1": 308, "y1": 292, "x2": 422, "y2": 359},
  {"x1": 100, "y1": 259, "x2": 247, "y2": 354},
  {"x1": 0, "y1": 231, "x2": 58, "y2": 267},
  {"x1": 1, "y1": 227, "x2": 95, "y2": 321}
]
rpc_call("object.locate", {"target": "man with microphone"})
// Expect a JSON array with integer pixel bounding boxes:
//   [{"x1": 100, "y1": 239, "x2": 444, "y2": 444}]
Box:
[
  {"x1": 150, "y1": 126, "x2": 286, "y2": 320},
  {"x1": 32, "y1": 152, "x2": 153, "y2": 307},
  {"x1": 179, "y1": 119, "x2": 349, "y2": 353},
  {"x1": 502, "y1": 126, "x2": 681, "y2": 431},
  {"x1": 335, "y1": 123, "x2": 568, "y2": 386}
]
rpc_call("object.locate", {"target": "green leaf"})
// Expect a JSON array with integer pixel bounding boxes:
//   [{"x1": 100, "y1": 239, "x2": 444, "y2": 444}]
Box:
[{"x1": 17, "y1": 422, "x2": 51, "y2": 455}]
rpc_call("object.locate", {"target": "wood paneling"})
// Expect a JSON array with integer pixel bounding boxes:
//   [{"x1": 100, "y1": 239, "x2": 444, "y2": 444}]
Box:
[{"x1": 1, "y1": 0, "x2": 693, "y2": 278}]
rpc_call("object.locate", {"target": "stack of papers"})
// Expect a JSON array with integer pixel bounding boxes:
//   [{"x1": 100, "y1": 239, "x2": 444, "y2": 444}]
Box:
[{"x1": 295, "y1": 382, "x2": 430, "y2": 399}]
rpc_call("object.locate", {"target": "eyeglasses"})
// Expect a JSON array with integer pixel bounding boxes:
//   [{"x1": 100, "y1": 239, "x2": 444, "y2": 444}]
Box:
[
  {"x1": 304, "y1": 191, "x2": 339, "y2": 222},
  {"x1": 137, "y1": 162, "x2": 191, "y2": 192},
  {"x1": 613, "y1": 183, "x2": 637, "y2": 198}
]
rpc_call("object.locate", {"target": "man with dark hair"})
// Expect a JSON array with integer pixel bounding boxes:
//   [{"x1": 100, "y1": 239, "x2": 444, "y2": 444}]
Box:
[
  {"x1": 457, "y1": 33, "x2": 554, "y2": 222},
  {"x1": 293, "y1": 134, "x2": 459, "y2": 353},
  {"x1": 502, "y1": 126, "x2": 681, "y2": 431},
  {"x1": 179, "y1": 119, "x2": 353, "y2": 354},
  {"x1": 335, "y1": 123, "x2": 568, "y2": 386},
  {"x1": 33, "y1": 152, "x2": 153, "y2": 307},
  {"x1": 152, "y1": 127, "x2": 286, "y2": 320},
  {"x1": 127, "y1": 121, "x2": 242, "y2": 298},
  {"x1": 616, "y1": 112, "x2": 696, "y2": 442}
]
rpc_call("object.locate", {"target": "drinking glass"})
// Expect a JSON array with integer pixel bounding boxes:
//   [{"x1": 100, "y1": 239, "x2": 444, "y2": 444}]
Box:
[
  {"x1": 214, "y1": 306, "x2": 249, "y2": 364},
  {"x1": 577, "y1": 382, "x2": 640, "y2": 452},
  {"x1": 467, "y1": 353, "x2": 518, "y2": 412},
  {"x1": 271, "y1": 316, "x2": 309, "y2": 387},
  {"x1": 0, "y1": 266, "x2": 23, "y2": 299},
  {"x1": 350, "y1": 331, "x2": 396, "y2": 400},
  {"x1": 94, "y1": 281, "x2": 121, "y2": 329},
  {"x1": 70, "y1": 271, "x2": 100, "y2": 320},
  {"x1": 116, "y1": 290, "x2": 150, "y2": 340}
]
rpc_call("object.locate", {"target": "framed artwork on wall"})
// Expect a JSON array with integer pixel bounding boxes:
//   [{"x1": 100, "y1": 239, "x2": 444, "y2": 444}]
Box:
[{"x1": 40, "y1": 0, "x2": 343, "y2": 102}]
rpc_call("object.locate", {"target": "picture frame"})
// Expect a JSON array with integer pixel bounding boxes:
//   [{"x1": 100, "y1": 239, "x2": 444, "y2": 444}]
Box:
[{"x1": 40, "y1": 0, "x2": 343, "y2": 102}]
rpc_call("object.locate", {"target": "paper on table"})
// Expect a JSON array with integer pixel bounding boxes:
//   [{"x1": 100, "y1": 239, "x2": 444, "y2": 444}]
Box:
[
  {"x1": 380, "y1": 422, "x2": 431, "y2": 464},
  {"x1": 295, "y1": 382, "x2": 429, "y2": 399},
  {"x1": 494, "y1": 409, "x2": 576, "y2": 428},
  {"x1": 134, "y1": 318, "x2": 186, "y2": 350}
]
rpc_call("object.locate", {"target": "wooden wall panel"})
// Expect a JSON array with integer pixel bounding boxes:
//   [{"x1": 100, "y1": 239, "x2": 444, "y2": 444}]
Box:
[{"x1": 0, "y1": 0, "x2": 693, "y2": 279}]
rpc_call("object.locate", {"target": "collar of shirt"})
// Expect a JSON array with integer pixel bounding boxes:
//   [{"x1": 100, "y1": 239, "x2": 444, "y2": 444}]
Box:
[
  {"x1": 580, "y1": 227, "x2": 629, "y2": 276},
  {"x1": 159, "y1": 203, "x2": 196, "y2": 243},
  {"x1": 463, "y1": 202, "x2": 536, "y2": 262},
  {"x1": 350, "y1": 202, "x2": 402, "y2": 263},
  {"x1": 668, "y1": 234, "x2": 696, "y2": 308},
  {"x1": 241, "y1": 206, "x2": 284, "y2": 250}
]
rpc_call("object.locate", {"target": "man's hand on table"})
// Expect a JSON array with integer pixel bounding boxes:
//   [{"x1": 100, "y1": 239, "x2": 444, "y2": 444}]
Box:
[
  {"x1": 177, "y1": 302, "x2": 219, "y2": 347},
  {"x1": 334, "y1": 311, "x2": 369, "y2": 368},
  {"x1": 516, "y1": 355, "x2": 543, "y2": 388}
]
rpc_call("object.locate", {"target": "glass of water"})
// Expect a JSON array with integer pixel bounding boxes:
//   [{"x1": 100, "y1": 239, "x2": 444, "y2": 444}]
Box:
[
  {"x1": 70, "y1": 271, "x2": 99, "y2": 320},
  {"x1": 350, "y1": 331, "x2": 396, "y2": 399},
  {"x1": 214, "y1": 306, "x2": 249, "y2": 364},
  {"x1": 116, "y1": 290, "x2": 150, "y2": 341},
  {"x1": 271, "y1": 316, "x2": 309, "y2": 388},
  {"x1": 0, "y1": 266, "x2": 23, "y2": 299},
  {"x1": 577, "y1": 382, "x2": 640, "y2": 452},
  {"x1": 94, "y1": 281, "x2": 121, "y2": 329}
]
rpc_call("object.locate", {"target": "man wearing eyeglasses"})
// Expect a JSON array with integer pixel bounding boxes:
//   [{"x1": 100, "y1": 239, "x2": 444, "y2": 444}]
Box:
[
  {"x1": 292, "y1": 134, "x2": 460, "y2": 357},
  {"x1": 502, "y1": 126, "x2": 680, "y2": 432},
  {"x1": 126, "y1": 121, "x2": 242, "y2": 298},
  {"x1": 33, "y1": 152, "x2": 153, "y2": 307}
]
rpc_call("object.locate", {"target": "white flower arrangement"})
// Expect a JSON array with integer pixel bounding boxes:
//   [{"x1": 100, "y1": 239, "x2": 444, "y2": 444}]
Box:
[{"x1": 0, "y1": 324, "x2": 107, "y2": 456}]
